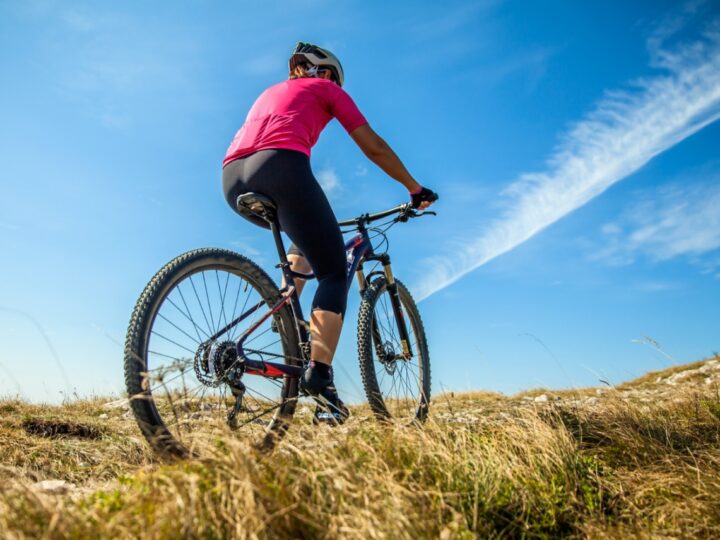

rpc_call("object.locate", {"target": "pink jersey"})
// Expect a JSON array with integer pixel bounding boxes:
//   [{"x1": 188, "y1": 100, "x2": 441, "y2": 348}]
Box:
[{"x1": 223, "y1": 78, "x2": 368, "y2": 166}]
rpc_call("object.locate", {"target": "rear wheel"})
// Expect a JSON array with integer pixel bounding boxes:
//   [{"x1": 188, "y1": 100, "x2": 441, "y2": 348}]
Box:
[
  {"x1": 124, "y1": 248, "x2": 300, "y2": 457},
  {"x1": 357, "y1": 277, "x2": 430, "y2": 423}
]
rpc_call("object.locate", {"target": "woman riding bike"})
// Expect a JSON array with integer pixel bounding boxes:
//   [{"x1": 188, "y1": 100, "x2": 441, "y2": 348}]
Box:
[{"x1": 221, "y1": 42, "x2": 438, "y2": 424}]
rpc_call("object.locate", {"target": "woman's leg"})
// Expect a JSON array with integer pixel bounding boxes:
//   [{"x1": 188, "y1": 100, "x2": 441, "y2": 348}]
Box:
[
  {"x1": 223, "y1": 150, "x2": 348, "y2": 367},
  {"x1": 283, "y1": 252, "x2": 342, "y2": 364},
  {"x1": 275, "y1": 200, "x2": 347, "y2": 368},
  {"x1": 281, "y1": 251, "x2": 311, "y2": 297}
]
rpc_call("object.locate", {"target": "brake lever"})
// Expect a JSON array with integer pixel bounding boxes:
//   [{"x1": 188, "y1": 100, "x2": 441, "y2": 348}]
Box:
[{"x1": 397, "y1": 205, "x2": 436, "y2": 223}]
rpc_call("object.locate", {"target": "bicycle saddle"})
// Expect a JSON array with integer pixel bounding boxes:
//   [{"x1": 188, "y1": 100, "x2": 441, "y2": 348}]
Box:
[{"x1": 236, "y1": 192, "x2": 278, "y2": 230}]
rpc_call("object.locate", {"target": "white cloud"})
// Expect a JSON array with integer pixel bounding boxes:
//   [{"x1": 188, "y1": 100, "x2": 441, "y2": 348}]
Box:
[
  {"x1": 481, "y1": 46, "x2": 559, "y2": 92},
  {"x1": 317, "y1": 165, "x2": 341, "y2": 195},
  {"x1": 12, "y1": 3, "x2": 206, "y2": 127},
  {"x1": 413, "y1": 26, "x2": 720, "y2": 301},
  {"x1": 635, "y1": 281, "x2": 681, "y2": 292},
  {"x1": 592, "y1": 180, "x2": 720, "y2": 270}
]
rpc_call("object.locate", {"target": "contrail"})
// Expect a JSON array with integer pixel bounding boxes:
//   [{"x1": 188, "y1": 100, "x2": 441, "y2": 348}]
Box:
[{"x1": 414, "y1": 29, "x2": 720, "y2": 301}]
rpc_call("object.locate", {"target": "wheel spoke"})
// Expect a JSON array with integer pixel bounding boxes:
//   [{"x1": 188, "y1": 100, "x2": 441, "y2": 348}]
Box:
[
  {"x1": 217, "y1": 270, "x2": 230, "y2": 332},
  {"x1": 124, "y1": 252, "x2": 298, "y2": 456},
  {"x1": 201, "y1": 272, "x2": 216, "y2": 332},
  {"x1": 168, "y1": 291, "x2": 211, "y2": 342},
  {"x1": 189, "y1": 275, "x2": 213, "y2": 339},
  {"x1": 150, "y1": 330, "x2": 197, "y2": 356},
  {"x1": 230, "y1": 280, "x2": 253, "y2": 341},
  {"x1": 359, "y1": 279, "x2": 428, "y2": 422},
  {"x1": 157, "y1": 312, "x2": 201, "y2": 345}
]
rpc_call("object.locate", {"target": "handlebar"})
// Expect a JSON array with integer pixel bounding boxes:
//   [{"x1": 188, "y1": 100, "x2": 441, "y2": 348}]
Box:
[{"x1": 338, "y1": 203, "x2": 436, "y2": 228}]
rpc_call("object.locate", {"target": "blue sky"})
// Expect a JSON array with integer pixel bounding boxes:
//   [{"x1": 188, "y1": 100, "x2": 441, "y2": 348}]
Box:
[{"x1": 0, "y1": 0, "x2": 718, "y2": 402}]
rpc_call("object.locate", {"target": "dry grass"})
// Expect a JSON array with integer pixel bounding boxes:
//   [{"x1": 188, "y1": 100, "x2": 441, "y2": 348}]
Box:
[{"x1": 1, "y1": 358, "x2": 719, "y2": 539}]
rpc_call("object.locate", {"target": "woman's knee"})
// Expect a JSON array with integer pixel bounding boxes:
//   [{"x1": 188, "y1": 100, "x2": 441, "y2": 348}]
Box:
[{"x1": 312, "y1": 271, "x2": 348, "y2": 316}]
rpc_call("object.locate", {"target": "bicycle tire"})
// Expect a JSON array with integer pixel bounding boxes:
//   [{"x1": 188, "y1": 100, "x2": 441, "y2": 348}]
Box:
[
  {"x1": 124, "y1": 248, "x2": 300, "y2": 457},
  {"x1": 357, "y1": 276, "x2": 430, "y2": 422}
]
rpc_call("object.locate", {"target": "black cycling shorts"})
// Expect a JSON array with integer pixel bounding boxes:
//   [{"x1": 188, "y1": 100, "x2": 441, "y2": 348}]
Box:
[{"x1": 222, "y1": 149, "x2": 347, "y2": 316}]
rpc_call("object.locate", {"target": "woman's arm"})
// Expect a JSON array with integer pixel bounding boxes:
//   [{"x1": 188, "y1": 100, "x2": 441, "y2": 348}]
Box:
[{"x1": 350, "y1": 124, "x2": 422, "y2": 193}]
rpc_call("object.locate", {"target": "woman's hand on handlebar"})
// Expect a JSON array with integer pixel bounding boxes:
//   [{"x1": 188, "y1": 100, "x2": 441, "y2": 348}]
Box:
[{"x1": 410, "y1": 186, "x2": 439, "y2": 210}]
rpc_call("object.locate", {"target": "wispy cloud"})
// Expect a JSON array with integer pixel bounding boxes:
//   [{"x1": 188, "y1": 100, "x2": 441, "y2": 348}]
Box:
[
  {"x1": 481, "y1": 46, "x2": 559, "y2": 92},
  {"x1": 408, "y1": 1, "x2": 499, "y2": 38},
  {"x1": 414, "y1": 24, "x2": 720, "y2": 301},
  {"x1": 317, "y1": 165, "x2": 341, "y2": 195},
  {"x1": 592, "y1": 179, "x2": 720, "y2": 272},
  {"x1": 10, "y1": 3, "x2": 206, "y2": 128}
]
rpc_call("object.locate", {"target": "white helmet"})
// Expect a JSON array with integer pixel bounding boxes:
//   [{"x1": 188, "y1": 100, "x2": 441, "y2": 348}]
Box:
[{"x1": 289, "y1": 42, "x2": 345, "y2": 87}]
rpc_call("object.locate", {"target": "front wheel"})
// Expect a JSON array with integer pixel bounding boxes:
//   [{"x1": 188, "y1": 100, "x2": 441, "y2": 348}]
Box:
[{"x1": 357, "y1": 277, "x2": 430, "y2": 423}]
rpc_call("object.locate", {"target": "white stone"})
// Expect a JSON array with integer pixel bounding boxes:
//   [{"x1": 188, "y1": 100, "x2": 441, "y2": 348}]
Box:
[
  {"x1": 33, "y1": 480, "x2": 76, "y2": 495},
  {"x1": 103, "y1": 399, "x2": 130, "y2": 410},
  {"x1": 534, "y1": 394, "x2": 548, "y2": 403}
]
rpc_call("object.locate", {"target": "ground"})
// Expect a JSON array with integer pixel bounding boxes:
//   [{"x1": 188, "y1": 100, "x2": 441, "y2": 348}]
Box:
[{"x1": 1, "y1": 355, "x2": 719, "y2": 539}]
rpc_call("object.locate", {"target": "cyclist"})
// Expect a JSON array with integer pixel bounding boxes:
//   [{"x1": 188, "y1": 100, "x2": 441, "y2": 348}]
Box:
[{"x1": 222, "y1": 42, "x2": 438, "y2": 424}]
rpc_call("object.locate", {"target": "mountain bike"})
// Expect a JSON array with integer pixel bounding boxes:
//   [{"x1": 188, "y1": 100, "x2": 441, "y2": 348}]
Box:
[{"x1": 124, "y1": 192, "x2": 435, "y2": 456}]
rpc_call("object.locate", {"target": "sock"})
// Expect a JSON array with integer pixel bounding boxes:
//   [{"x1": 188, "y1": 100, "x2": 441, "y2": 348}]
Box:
[{"x1": 310, "y1": 360, "x2": 331, "y2": 378}]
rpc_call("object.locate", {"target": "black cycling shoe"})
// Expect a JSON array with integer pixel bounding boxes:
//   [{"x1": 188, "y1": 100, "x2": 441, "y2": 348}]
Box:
[
  {"x1": 300, "y1": 362, "x2": 350, "y2": 425},
  {"x1": 313, "y1": 405, "x2": 349, "y2": 425}
]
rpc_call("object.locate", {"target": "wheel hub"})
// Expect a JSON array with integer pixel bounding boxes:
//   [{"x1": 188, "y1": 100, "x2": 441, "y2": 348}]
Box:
[
  {"x1": 194, "y1": 340, "x2": 242, "y2": 387},
  {"x1": 379, "y1": 341, "x2": 398, "y2": 374}
]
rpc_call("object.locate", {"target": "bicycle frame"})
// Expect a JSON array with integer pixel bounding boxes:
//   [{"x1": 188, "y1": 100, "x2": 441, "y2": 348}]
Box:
[{"x1": 219, "y1": 208, "x2": 414, "y2": 381}]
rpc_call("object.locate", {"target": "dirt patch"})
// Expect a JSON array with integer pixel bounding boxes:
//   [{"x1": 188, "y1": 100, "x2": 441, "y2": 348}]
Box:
[{"x1": 21, "y1": 418, "x2": 105, "y2": 440}]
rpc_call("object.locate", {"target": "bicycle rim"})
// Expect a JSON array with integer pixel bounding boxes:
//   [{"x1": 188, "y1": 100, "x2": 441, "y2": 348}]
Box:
[
  {"x1": 358, "y1": 277, "x2": 430, "y2": 423},
  {"x1": 124, "y1": 249, "x2": 299, "y2": 456}
]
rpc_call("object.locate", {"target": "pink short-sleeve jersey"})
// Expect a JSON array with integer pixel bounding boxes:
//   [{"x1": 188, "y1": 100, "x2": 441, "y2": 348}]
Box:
[{"x1": 223, "y1": 78, "x2": 368, "y2": 166}]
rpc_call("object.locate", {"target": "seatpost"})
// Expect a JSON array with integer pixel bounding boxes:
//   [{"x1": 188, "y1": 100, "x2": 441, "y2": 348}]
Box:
[
  {"x1": 269, "y1": 220, "x2": 288, "y2": 267},
  {"x1": 269, "y1": 220, "x2": 295, "y2": 289},
  {"x1": 268, "y1": 219, "x2": 311, "y2": 347}
]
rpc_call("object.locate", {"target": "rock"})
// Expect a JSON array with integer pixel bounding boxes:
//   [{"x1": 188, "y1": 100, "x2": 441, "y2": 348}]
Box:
[
  {"x1": 665, "y1": 367, "x2": 710, "y2": 386},
  {"x1": 103, "y1": 399, "x2": 130, "y2": 411},
  {"x1": 33, "y1": 480, "x2": 76, "y2": 495},
  {"x1": 98, "y1": 413, "x2": 109, "y2": 420},
  {"x1": 534, "y1": 394, "x2": 548, "y2": 403},
  {"x1": 595, "y1": 388, "x2": 605, "y2": 396},
  {"x1": 585, "y1": 397, "x2": 599, "y2": 405},
  {"x1": 699, "y1": 361, "x2": 719, "y2": 373}
]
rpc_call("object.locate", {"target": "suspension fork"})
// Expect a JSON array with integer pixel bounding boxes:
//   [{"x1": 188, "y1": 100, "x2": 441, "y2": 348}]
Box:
[
  {"x1": 355, "y1": 262, "x2": 384, "y2": 357},
  {"x1": 378, "y1": 255, "x2": 414, "y2": 359}
]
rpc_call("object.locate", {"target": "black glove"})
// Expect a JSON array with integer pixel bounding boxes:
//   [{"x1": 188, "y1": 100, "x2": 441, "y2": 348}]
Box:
[{"x1": 410, "y1": 186, "x2": 439, "y2": 209}]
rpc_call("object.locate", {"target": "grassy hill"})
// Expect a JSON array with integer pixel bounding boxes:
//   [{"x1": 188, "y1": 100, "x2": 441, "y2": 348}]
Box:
[{"x1": 1, "y1": 355, "x2": 719, "y2": 539}]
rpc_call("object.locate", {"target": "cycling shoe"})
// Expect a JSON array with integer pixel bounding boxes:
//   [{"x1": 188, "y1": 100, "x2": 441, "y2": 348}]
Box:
[{"x1": 300, "y1": 362, "x2": 350, "y2": 425}]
